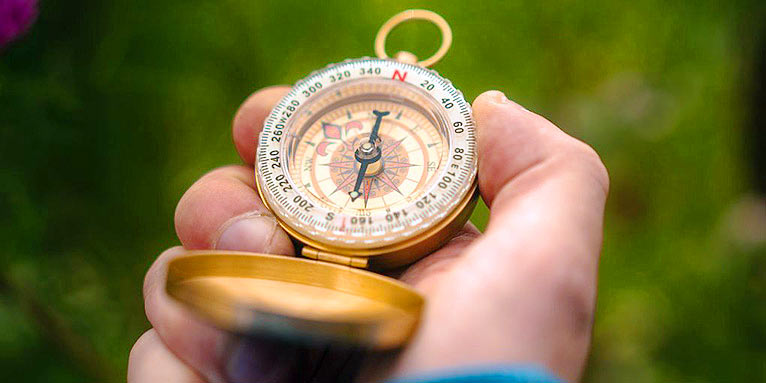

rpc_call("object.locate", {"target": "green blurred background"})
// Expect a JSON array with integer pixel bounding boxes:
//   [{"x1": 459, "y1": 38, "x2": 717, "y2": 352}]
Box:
[{"x1": 1, "y1": 0, "x2": 765, "y2": 381}]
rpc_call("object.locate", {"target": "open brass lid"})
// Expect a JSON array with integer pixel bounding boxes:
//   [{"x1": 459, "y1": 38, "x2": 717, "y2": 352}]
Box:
[{"x1": 166, "y1": 251, "x2": 424, "y2": 349}]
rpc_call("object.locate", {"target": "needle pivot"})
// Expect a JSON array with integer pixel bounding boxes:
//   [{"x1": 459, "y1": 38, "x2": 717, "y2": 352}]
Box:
[{"x1": 350, "y1": 110, "x2": 389, "y2": 202}]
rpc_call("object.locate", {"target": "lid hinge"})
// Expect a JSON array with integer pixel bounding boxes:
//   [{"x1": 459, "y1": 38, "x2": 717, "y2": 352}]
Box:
[{"x1": 301, "y1": 247, "x2": 369, "y2": 269}]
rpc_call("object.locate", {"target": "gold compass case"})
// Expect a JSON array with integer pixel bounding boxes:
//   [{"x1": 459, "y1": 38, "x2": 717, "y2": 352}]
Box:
[{"x1": 166, "y1": 10, "x2": 478, "y2": 349}]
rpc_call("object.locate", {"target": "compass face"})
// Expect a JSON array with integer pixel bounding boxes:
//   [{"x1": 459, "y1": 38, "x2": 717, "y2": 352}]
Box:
[{"x1": 257, "y1": 59, "x2": 476, "y2": 250}]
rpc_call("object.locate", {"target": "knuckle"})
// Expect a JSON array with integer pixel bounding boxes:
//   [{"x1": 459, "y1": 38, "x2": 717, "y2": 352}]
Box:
[
  {"x1": 581, "y1": 145, "x2": 610, "y2": 192},
  {"x1": 175, "y1": 167, "x2": 226, "y2": 223},
  {"x1": 176, "y1": 168, "x2": 229, "y2": 217},
  {"x1": 142, "y1": 270, "x2": 154, "y2": 303},
  {"x1": 143, "y1": 247, "x2": 182, "y2": 305},
  {"x1": 174, "y1": 187, "x2": 205, "y2": 245},
  {"x1": 174, "y1": 165, "x2": 252, "y2": 245},
  {"x1": 129, "y1": 329, "x2": 157, "y2": 367},
  {"x1": 551, "y1": 265, "x2": 595, "y2": 336},
  {"x1": 560, "y1": 139, "x2": 610, "y2": 196}
]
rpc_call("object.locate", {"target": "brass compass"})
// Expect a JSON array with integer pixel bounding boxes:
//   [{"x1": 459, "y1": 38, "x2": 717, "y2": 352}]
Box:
[{"x1": 166, "y1": 10, "x2": 478, "y2": 349}]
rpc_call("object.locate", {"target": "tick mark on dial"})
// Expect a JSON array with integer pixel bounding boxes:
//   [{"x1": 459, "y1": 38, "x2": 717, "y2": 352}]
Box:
[{"x1": 363, "y1": 178, "x2": 373, "y2": 208}]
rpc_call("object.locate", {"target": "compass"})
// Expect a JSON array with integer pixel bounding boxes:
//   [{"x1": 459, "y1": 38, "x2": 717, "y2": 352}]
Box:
[
  {"x1": 166, "y1": 10, "x2": 478, "y2": 349},
  {"x1": 257, "y1": 57, "x2": 477, "y2": 267}
]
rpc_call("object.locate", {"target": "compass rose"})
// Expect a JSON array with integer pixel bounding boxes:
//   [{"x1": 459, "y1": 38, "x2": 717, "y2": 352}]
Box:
[{"x1": 324, "y1": 133, "x2": 417, "y2": 207}]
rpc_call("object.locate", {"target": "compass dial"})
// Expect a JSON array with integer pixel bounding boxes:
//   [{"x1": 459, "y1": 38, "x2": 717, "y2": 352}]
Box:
[
  {"x1": 257, "y1": 59, "x2": 476, "y2": 251},
  {"x1": 289, "y1": 99, "x2": 446, "y2": 210}
]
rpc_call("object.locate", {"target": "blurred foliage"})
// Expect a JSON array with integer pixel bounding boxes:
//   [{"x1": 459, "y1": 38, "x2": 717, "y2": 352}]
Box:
[{"x1": 1, "y1": 0, "x2": 765, "y2": 382}]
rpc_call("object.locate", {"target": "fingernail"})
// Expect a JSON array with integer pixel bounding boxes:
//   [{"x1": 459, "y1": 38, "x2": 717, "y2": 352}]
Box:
[
  {"x1": 224, "y1": 336, "x2": 297, "y2": 383},
  {"x1": 487, "y1": 90, "x2": 528, "y2": 111},
  {"x1": 214, "y1": 213, "x2": 279, "y2": 252}
]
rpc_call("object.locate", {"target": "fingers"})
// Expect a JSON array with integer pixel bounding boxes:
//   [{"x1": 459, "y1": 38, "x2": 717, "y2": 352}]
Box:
[
  {"x1": 150, "y1": 86, "x2": 296, "y2": 382},
  {"x1": 143, "y1": 247, "x2": 230, "y2": 382},
  {"x1": 143, "y1": 247, "x2": 304, "y2": 383},
  {"x1": 175, "y1": 85, "x2": 294, "y2": 255},
  {"x1": 174, "y1": 165, "x2": 294, "y2": 255},
  {"x1": 128, "y1": 329, "x2": 205, "y2": 383},
  {"x1": 232, "y1": 86, "x2": 291, "y2": 165}
]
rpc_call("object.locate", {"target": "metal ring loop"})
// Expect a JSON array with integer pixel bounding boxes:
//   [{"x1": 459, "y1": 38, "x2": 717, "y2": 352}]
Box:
[{"x1": 375, "y1": 9, "x2": 452, "y2": 68}]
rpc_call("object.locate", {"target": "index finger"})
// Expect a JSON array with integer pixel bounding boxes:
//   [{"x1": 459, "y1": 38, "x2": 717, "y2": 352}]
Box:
[{"x1": 232, "y1": 86, "x2": 291, "y2": 165}]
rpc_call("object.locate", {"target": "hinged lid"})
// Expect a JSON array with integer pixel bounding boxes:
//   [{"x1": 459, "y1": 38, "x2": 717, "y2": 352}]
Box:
[
  {"x1": 301, "y1": 247, "x2": 369, "y2": 268},
  {"x1": 166, "y1": 250, "x2": 423, "y2": 349}
]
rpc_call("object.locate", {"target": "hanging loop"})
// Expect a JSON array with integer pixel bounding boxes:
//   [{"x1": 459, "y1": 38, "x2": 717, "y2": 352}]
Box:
[{"x1": 375, "y1": 9, "x2": 452, "y2": 68}]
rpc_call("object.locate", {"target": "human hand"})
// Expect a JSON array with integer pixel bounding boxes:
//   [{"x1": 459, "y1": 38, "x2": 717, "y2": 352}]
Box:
[{"x1": 127, "y1": 87, "x2": 609, "y2": 383}]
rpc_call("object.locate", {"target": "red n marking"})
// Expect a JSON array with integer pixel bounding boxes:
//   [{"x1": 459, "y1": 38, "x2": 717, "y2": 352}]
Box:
[{"x1": 392, "y1": 70, "x2": 408, "y2": 82}]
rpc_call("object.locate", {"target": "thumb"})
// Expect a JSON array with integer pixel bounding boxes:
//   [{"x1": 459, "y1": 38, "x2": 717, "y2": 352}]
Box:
[
  {"x1": 473, "y1": 90, "x2": 609, "y2": 214},
  {"x1": 390, "y1": 91, "x2": 609, "y2": 382}
]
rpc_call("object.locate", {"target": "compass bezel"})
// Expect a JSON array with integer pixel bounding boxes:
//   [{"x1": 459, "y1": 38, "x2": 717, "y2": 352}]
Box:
[{"x1": 256, "y1": 58, "x2": 477, "y2": 265}]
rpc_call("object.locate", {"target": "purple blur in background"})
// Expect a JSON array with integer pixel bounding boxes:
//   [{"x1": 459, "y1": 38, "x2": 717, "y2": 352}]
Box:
[{"x1": 0, "y1": 0, "x2": 37, "y2": 47}]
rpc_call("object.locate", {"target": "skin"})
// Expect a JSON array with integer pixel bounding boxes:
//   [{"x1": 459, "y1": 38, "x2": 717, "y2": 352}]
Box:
[{"x1": 127, "y1": 87, "x2": 609, "y2": 383}]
